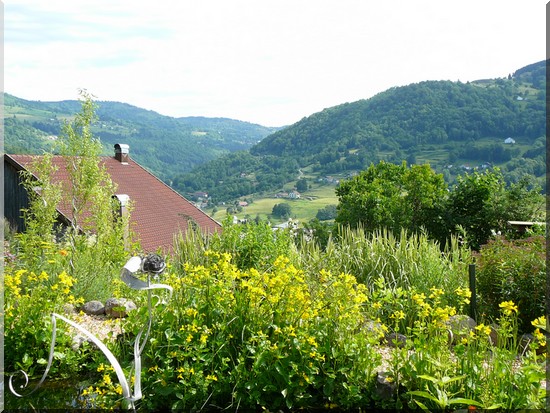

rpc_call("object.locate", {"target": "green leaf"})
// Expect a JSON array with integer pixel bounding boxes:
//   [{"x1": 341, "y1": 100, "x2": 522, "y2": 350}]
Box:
[
  {"x1": 448, "y1": 397, "x2": 484, "y2": 407},
  {"x1": 412, "y1": 398, "x2": 431, "y2": 412},
  {"x1": 407, "y1": 390, "x2": 440, "y2": 404},
  {"x1": 416, "y1": 374, "x2": 439, "y2": 384}
]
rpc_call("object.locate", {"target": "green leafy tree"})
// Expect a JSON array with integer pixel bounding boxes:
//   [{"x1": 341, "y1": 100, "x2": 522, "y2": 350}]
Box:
[
  {"x1": 296, "y1": 178, "x2": 308, "y2": 192},
  {"x1": 446, "y1": 169, "x2": 507, "y2": 250},
  {"x1": 272, "y1": 203, "x2": 292, "y2": 219},
  {"x1": 446, "y1": 169, "x2": 544, "y2": 249},
  {"x1": 335, "y1": 161, "x2": 447, "y2": 238},
  {"x1": 54, "y1": 90, "x2": 133, "y2": 297},
  {"x1": 316, "y1": 204, "x2": 337, "y2": 221}
]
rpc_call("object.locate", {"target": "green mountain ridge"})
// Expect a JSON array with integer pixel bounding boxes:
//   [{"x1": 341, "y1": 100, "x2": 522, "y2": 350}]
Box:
[
  {"x1": 174, "y1": 60, "x2": 546, "y2": 204},
  {"x1": 4, "y1": 60, "x2": 546, "y2": 212},
  {"x1": 4, "y1": 94, "x2": 280, "y2": 183}
]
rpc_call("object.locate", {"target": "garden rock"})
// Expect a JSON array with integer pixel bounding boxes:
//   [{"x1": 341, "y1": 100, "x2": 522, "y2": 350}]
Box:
[
  {"x1": 81, "y1": 300, "x2": 105, "y2": 316},
  {"x1": 363, "y1": 319, "x2": 385, "y2": 343},
  {"x1": 375, "y1": 371, "x2": 397, "y2": 400},
  {"x1": 72, "y1": 334, "x2": 86, "y2": 351},
  {"x1": 446, "y1": 314, "x2": 476, "y2": 345},
  {"x1": 63, "y1": 303, "x2": 75, "y2": 315},
  {"x1": 105, "y1": 297, "x2": 137, "y2": 318},
  {"x1": 384, "y1": 332, "x2": 408, "y2": 348}
]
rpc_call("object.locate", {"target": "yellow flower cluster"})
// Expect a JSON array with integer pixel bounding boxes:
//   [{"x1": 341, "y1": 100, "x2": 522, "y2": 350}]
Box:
[
  {"x1": 5, "y1": 269, "x2": 24, "y2": 298},
  {"x1": 531, "y1": 316, "x2": 547, "y2": 347},
  {"x1": 454, "y1": 287, "x2": 472, "y2": 305},
  {"x1": 499, "y1": 300, "x2": 518, "y2": 316}
]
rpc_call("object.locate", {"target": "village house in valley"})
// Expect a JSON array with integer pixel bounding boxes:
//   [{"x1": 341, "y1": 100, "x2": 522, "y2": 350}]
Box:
[{"x1": 4, "y1": 144, "x2": 221, "y2": 252}]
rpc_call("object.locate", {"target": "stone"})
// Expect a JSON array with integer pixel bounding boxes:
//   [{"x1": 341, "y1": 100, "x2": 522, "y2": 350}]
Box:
[
  {"x1": 375, "y1": 371, "x2": 397, "y2": 400},
  {"x1": 384, "y1": 332, "x2": 407, "y2": 348},
  {"x1": 446, "y1": 314, "x2": 476, "y2": 345},
  {"x1": 81, "y1": 300, "x2": 105, "y2": 316},
  {"x1": 63, "y1": 303, "x2": 75, "y2": 315},
  {"x1": 363, "y1": 319, "x2": 385, "y2": 343},
  {"x1": 105, "y1": 297, "x2": 137, "y2": 318}
]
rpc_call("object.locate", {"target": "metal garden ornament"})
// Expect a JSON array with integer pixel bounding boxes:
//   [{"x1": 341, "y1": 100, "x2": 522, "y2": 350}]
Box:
[{"x1": 9, "y1": 254, "x2": 173, "y2": 410}]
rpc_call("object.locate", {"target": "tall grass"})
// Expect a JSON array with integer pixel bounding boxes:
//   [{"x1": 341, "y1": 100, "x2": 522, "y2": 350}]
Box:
[{"x1": 299, "y1": 226, "x2": 471, "y2": 305}]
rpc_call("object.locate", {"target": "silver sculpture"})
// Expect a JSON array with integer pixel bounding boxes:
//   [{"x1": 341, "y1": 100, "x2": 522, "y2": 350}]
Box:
[{"x1": 9, "y1": 254, "x2": 173, "y2": 410}]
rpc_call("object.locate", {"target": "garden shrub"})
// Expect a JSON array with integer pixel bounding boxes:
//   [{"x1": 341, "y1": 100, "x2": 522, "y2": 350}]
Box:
[
  {"x1": 84, "y1": 251, "x2": 545, "y2": 411},
  {"x1": 4, "y1": 240, "x2": 88, "y2": 379},
  {"x1": 207, "y1": 216, "x2": 299, "y2": 271},
  {"x1": 110, "y1": 252, "x2": 382, "y2": 411},
  {"x1": 475, "y1": 235, "x2": 546, "y2": 333}
]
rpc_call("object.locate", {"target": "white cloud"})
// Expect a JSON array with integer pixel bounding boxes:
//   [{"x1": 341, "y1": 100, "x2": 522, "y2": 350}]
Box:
[{"x1": 5, "y1": 0, "x2": 547, "y2": 126}]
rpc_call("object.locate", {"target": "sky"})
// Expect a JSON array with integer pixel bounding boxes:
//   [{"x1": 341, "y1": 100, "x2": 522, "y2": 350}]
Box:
[{"x1": 4, "y1": 1, "x2": 547, "y2": 127}]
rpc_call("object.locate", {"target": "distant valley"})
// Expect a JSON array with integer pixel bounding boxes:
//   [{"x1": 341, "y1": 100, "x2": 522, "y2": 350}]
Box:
[
  {"x1": 4, "y1": 94, "x2": 281, "y2": 183},
  {"x1": 4, "y1": 60, "x2": 545, "y2": 224}
]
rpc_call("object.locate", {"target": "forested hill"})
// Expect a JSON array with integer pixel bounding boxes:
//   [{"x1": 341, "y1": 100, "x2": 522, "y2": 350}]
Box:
[
  {"x1": 174, "y1": 60, "x2": 546, "y2": 202},
  {"x1": 4, "y1": 94, "x2": 280, "y2": 182}
]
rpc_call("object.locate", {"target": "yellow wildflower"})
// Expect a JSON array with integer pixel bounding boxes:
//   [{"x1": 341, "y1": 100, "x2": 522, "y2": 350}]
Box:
[
  {"x1": 390, "y1": 310, "x2": 406, "y2": 320},
  {"x1": 103, "y1": 374, "x2": 112, "y2": 386},
  {"x1": 475, "y1": 323, "x2": 491, "y2": 336},
  {"x1": 412, "y1": 292, "x2": 426, "y2": 304},
  {"x1": 499, "y1": 301, "x2": 518, "y2": 316},
  {"x1": 455, "y1": 287, "x2": 471, "y2": 305},
  {"x1": 429, "y1": 287, "x2": 444, "y2": 299},
  {"x1": 533, "y1": 328, "x2": 546, "y2": 347},
  {"x1": 531, "y1": 315, "x2": 547, "y2": 330}
]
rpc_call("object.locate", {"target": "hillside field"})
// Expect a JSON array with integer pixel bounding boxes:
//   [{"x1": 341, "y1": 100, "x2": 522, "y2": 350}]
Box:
[{"x1": 210, "y1": 183, "x2": 339, "y2": 224}]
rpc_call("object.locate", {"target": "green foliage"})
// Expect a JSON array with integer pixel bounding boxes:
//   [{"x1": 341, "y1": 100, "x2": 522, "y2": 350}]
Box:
[
  {"x1": 52, "y1": 91, "x2": 132, "y2": 300},
  {"x1": 4, "y1": 93, "x2": 278, "y2": 185},
  {"x1": 18, "y1": 153, "x2": 63, "y2": 260},
  {"x1": 113, "y1": 252, "x2": 383, "y2": 411},
  {"x1": 296, "y1": 177, "x2": 308, "y2": 192},
  {"x1": 334, "y1": 163, "x2": 544, "y2": 250},
  {"x1": 335, "y1": 161, "x2": 447, "y2": 238},
  {"x1": 446, "y1": 169, "x2": 507, "y2": 250},
  {"x1": 475, "y1": 236, "x2": 546, "y2": 333},
  {"x1": 4, "y1": 241, "x2": 90, "y2": 379},
  {"x1": 272, "y1": 202, "x2": 292, "y2": 219},
  {"x1": 315, "y1": 204, "x2": 337, "y2": 221},
  {"x1": 303, "y1": 218, "x2": 334, "y2": 250},
  {"x1": 84, "y1": 246, "x2": 544, "y2": 411},
  {"x1": 5, "y1": 220, "x2": 546, "y2": 410},
  {"x1": 207, "y1": 216, "x2": 298, "y2": 271}
]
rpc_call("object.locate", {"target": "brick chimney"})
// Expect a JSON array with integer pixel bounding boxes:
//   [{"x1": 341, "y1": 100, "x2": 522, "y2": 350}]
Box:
[{"x1": 114, "y1": 143, "x2": 130, "y2": 164}]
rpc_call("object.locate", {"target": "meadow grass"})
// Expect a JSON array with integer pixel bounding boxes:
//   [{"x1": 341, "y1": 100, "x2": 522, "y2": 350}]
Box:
[{"x1": 212, "y1": 183, "x2": 338, "y2": 223}]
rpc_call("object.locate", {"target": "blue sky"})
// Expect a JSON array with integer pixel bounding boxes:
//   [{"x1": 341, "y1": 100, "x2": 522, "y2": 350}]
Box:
[{"x1": 5, "y1": 0, "x2": 547, "y2": 126}]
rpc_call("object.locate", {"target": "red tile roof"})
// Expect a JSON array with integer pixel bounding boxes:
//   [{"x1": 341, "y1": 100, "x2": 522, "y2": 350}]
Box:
[{"x1": 6, "y1": 153, "x2": 221, "y2": 253}]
